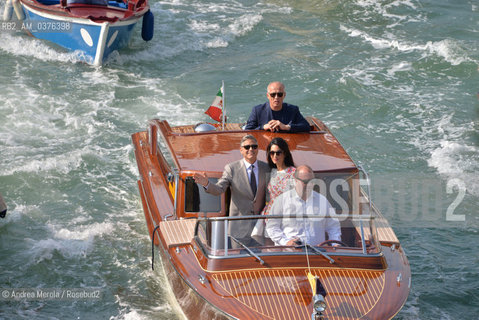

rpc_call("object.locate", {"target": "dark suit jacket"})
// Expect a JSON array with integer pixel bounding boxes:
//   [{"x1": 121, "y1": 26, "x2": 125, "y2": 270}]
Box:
[
  {"x1": 244, "y1": 102, "x2": 310, "y2": 132},
  {"x1": 206, "y1": 160, "x2": 270, "y2": 238}
]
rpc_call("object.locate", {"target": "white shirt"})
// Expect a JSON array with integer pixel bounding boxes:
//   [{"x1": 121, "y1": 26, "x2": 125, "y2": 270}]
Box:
[
  {"x1": 265, "y1": 189, "x2": 341, "y2": 246},
  {"x1": 243, "y1": 159, "x2": 258, "y2": 189}
]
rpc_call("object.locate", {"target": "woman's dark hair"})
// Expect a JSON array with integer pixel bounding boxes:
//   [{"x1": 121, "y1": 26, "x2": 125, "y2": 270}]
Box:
[{"x1": 266, "y1": 137, "x2": 295, "y2": 168}]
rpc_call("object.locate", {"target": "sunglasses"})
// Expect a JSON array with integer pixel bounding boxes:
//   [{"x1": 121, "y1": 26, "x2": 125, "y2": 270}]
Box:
[
  {"x1": 269, "y1": 150, "x2": 283, "y2": 156},
  {"x1": 268, "y1": 92, "x2": 284, "y2": 98},
  {"x1": 242, "y1": 144, "x2": 258, "y2": 150},
  {"x1": 295, "y1": 177, "x2": 313, "y2": 184}
]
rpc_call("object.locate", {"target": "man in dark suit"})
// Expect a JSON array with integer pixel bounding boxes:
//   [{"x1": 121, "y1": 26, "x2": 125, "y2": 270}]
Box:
[
  {"x1": 194, "y1": 135, "x2": 270, "y2": 246},
  {"x1": 245, "y1": 81, "x2": 310, "y2": 132}
]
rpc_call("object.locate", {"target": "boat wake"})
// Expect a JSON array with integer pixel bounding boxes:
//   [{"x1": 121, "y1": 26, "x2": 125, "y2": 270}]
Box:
[
  {"x1": 335, "y1": 0, "x2": 479, "y2": 200},
  {"x1": 118, "y1": 0, "x2": 286, "y2": 63},
  {"x1": 340, "y1": 25, "x2": 473, "y2": 66},
  {"x1": 0, "y1": 32, "x2": 86, "y2": 64}
]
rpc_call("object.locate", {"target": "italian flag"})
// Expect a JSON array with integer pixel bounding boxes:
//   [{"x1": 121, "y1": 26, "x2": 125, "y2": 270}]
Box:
[{"x1": 205, "y1": 87, "x2": 223, "y2": 122}]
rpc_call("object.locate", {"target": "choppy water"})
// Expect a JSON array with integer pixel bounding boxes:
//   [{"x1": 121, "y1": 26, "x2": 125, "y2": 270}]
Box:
[{"x1": 0, "y1": 0, "x2": 478, "y2": 319}]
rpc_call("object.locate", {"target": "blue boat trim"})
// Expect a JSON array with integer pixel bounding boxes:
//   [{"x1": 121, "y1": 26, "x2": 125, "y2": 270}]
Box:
[{"x1": 17, "y1": 0, "x2": 151, "y2": 65}]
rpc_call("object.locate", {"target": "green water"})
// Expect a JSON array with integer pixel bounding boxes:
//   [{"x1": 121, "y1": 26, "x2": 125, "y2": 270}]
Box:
[{"x1": 1, "y1": 0, "x2": 478, "y2": 319}]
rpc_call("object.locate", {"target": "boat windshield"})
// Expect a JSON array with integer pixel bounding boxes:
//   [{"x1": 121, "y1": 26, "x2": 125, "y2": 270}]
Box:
[
  {"x1": 194, "y1": 213, "x2": 380, "y2": 259},
  {"x1": 191, "y1": 169, "x2": 382, "y2": 259}
]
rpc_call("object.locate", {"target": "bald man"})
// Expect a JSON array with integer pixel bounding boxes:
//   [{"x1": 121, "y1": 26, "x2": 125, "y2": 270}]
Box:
[
  {"x1": 265, "y1": 165, "x2": 341, "y2": 246},
  {"x1": 245, "y1": 81, "x2": 310, "y2": 132}
]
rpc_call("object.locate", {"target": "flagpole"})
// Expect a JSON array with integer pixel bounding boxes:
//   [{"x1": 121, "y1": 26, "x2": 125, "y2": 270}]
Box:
[{"x1": 221, "y1": 80, "x2": 225, "y2": 131}]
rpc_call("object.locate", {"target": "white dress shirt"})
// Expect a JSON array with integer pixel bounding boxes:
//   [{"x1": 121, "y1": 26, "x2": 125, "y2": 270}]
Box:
[
  {"x1": 265, "y1": 189, "x2": 341, "y2": 246},
  {"x1": 243, "y1": 159, "x2": 259, "y2": 190}
]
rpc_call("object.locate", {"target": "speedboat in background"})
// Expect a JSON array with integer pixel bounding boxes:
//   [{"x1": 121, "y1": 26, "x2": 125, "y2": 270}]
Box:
[{"x1": 3, "y1": 0, "x2": 154, "y2": 65}]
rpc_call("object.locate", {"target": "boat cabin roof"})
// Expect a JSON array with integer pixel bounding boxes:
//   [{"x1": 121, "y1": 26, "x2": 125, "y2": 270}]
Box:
[{"x1": 154, "y1": 118, "x2": 357, "y2": 175}]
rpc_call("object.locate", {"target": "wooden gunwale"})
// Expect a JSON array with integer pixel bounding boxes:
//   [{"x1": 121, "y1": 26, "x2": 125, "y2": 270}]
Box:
[{"x1": 132, "y1": 131, "x2": 174, "y2": 222}]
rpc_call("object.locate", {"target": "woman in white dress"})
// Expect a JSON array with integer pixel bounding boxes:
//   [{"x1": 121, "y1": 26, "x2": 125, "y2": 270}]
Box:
[{"x1": 252, "y1": 137, "x2": 295, "y2": 239}]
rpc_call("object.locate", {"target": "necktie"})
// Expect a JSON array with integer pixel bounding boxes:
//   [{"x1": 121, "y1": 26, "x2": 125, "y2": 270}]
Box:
[{"x1": 250, "y1": 165, "x2": 257, "y2": 197}]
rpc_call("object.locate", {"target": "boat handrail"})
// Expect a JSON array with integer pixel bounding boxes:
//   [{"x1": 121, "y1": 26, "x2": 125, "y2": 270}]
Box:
[
  {"x1": 172, "y1": 168, "x2": 179, "y2": 217},
  {"x1": 357, "y1": 163, "x2": 372, "y2": 254},
  {"x1": 357, "y1": 163, "x2": 372, "y2": 212},
  {"x1": 193, "y1": 214, "x2": 380, "y2": 260},
  {"x1": 196, "y1": 214, "x2": 375, "y2": 222}
]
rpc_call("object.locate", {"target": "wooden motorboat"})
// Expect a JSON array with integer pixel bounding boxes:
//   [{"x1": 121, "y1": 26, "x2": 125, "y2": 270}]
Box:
[
  {"x1": 131, "y1": 117, "x2": 411, "y2": 319},
  {"x1": 4, "y1": 0, "x2": 153, "y2": 65}
]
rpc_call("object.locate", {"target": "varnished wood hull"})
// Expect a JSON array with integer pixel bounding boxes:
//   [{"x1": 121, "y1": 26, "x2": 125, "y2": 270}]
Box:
[
  {"x1": 149, "y1": 231, "x2": 410, "y2": 319},
  {"x1": 132, "y1": 118, "x2": 411, "y2": 319},
  {"x1": 157, "y1": 238, "x2": 231, "y2": 320}
]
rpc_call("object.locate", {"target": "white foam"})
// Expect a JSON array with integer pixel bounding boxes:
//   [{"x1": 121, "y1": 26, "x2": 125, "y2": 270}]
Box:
[
  {"x1": 229, "y1": 14, "x2": 263, "y2": 37},
  {"x1": 387, "y1": 61, "x2": 413, "y2": 76},
  {"x1": 385, "y1": 0, "x2": 417, "y2": 10},
  {"x1": 119, "y1": 310, "x2": 148, "y2": 320},
  {"x1": 0, "y1": 203, "x2": 25, "y2": 224},
  {"x1": 428, "y1": 141, "x2": 479, "y2": 197},
  {"x1": 340, "y1": 25, "x2": 472, "y2": 65},
  {"x1": 28, "y1": 238, "x2": 92, "y2": 262},
  {"x1": 0, "y1": 149, "x2": 83, "y2": 175},
  {"x1": 355, "y1": 0, "x2": 417, "y2": 13},
  {"x1": 189, "y1": 20, "x2": 220, "y2": 33},
  {"x1": 0, "y1": 32, "x2": 86, "y2": 64},
  {"x1": 26, "y1": 221, "x2": 115, "y2": 263},
  {"x1": 143, "y1": 1, "x2": 268, "y2": 55},
  {"x1": 51, "y1": 221, "x2": 114, "y2": 241},
  {"x1": 205, "y1": 38, "x2": 229, "y2": 48},
  {"x1": 404, "y1": 110, "x2": 479, "y2": 197}
]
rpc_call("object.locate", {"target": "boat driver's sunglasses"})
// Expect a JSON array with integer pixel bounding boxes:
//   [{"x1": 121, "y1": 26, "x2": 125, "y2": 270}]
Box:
[
  {"x1": 242, "y1": 144, "x2": 258, "y2": 150},
  {"x1": 268, "y1": 92, "x2": 284, "y2": 98}
]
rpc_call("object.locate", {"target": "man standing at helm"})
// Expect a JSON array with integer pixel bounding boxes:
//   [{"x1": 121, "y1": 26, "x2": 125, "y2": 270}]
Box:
[{"x1": 245, "y1": 81, "x2": 310, "y2": 133}]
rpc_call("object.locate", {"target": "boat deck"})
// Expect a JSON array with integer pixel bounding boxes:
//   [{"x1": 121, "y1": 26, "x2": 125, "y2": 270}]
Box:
[
  {"x1": 156, "y1": 118, "x2": 358, "y2": 175},
  {"x1": 211, "y1": 267, "x2": 386, "y2": 320}
]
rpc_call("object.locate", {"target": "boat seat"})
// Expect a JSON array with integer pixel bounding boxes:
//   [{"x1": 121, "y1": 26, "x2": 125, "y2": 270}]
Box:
[{"x1": 159, "y1": 219, "x2": 197, "y2": 248}]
